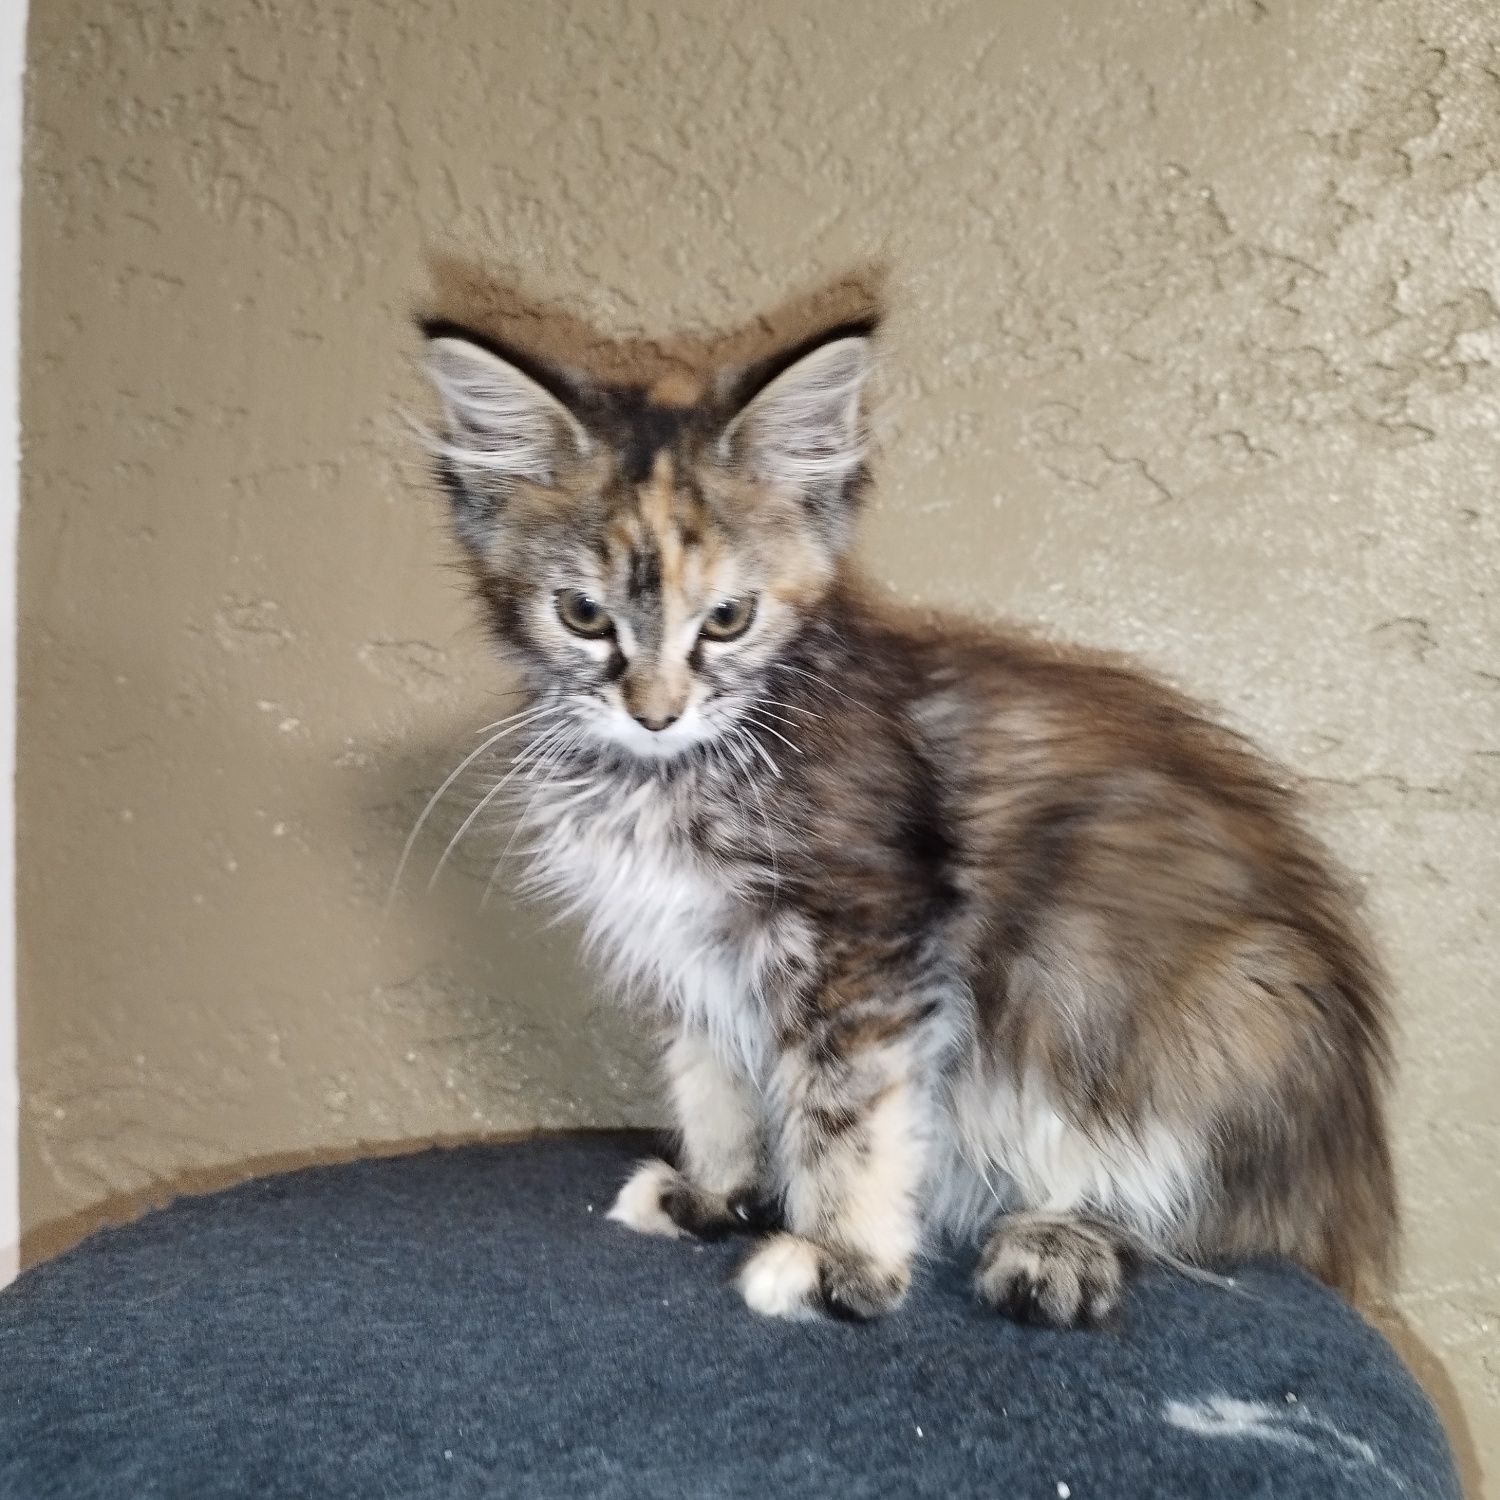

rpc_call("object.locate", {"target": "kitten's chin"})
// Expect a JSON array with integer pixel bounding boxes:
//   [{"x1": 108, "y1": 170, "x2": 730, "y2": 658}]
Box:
[{"x1": 591, "y1": 706, "x2": 715, "y2": 762}]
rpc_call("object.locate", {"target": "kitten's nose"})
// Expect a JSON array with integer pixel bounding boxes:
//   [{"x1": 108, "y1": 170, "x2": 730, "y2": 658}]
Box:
[{"x1": 633, "y1": 711, "x2": 679, "y2": 733}]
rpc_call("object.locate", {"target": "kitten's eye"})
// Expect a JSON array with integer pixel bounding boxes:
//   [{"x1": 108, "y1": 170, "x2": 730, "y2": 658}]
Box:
[
  {"x1": 699, "y1": 595, "x2": 757, "y2": 642},
  {"x1": 555, "y1": 589, "x2": 612, "y2": 639}
]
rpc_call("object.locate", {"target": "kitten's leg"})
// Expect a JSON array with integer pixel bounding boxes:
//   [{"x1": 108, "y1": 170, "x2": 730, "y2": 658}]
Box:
[
  {"x1": 609, "y1": 1029, "x2": 772, "y2": 1241},
  {"x1": 738, "y1": 1012, "x2": 931, "y2": 1322},
  {"x1": 975, "y1": 1212, "x2": 1130, "y2": 1329}
]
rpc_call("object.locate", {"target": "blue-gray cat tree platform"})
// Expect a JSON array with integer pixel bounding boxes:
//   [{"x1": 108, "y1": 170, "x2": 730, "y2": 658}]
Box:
[{"x1": 0, "y1": 1133, "x2": 1457, "y2": 1498}]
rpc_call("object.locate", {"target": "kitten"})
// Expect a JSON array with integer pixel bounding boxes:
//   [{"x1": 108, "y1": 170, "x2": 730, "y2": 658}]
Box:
[{"x1": 418, "y1": 315, "x2": 1396, "y2": 1326}]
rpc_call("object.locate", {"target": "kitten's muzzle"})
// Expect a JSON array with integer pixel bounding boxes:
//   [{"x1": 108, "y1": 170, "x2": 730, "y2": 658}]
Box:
[
  {"x1": 620, "y1": 665, "x2": 689, "y2": 735},
  {"x1": 632, "y1": 711, "x2": 680, "y2": 732}
]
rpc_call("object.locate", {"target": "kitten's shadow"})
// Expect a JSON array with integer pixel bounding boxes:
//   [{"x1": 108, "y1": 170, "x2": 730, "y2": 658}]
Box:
[
  {"x1": 419, "y1": 251, "x2": 888, "y2": 387},
  {"x1": 358, "y1": 718, "x2": 658, "y2": 1134}
]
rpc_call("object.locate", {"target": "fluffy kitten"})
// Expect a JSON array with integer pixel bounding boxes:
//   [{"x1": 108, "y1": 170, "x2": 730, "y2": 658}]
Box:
[{"x1": 419, "y1": 316, "x2": 1395, "y2": 1326}]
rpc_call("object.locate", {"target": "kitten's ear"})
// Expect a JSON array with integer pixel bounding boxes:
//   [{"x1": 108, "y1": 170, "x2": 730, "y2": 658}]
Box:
[
  {"x1": 720, "y1": 333, "x2": 873, "y2": 502},
  {"x1": 423, "y1": 334, "x2": 590, "y2": 491}
]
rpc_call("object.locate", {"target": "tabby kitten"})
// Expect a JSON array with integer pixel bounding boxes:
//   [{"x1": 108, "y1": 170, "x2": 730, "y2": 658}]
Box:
[{"x1": 419, "y1": 316, "x2": 1395, "y2": 1326}]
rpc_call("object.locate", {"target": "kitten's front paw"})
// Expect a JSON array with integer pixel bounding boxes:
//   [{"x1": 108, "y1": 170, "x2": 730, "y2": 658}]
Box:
[
  {"x1": 724, "y1": 1186, "x2": 783, "y2": 1234},
  {"x1": 737, "y1": 1233, "x2": 910, "y2": 1322},
  {"x1": 607, "y1": 1159, "x2": 688, "y2": 1238},
  {"x1": 975, "y1": 1214, "x2": 1126, "y2": 1329},
  {"x1": 607, "y1": 1159, "x2": 768, "y2": 1241}
]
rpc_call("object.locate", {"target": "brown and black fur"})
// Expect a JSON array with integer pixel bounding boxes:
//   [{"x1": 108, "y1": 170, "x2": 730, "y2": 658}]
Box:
[{"x1": 417, "y1": 313, "x2": 1396, "y2": 1326}]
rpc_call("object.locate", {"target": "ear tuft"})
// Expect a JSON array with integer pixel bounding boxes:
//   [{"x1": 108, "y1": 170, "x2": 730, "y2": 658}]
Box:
[
  {"x1": 722, "y1": 335, "x2": 873, "y2": 495},
  {"x1": 423, "y1": 336, "x2": 589, "y2": 489}
]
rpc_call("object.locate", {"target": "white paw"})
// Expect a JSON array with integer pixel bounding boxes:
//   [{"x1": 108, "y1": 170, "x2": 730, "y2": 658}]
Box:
[
  {"x1": 606, "y1": 1159, "x2": 684, "y2": 1238},
  {"x1": 737, "y1": 1233, "x2": 823, "y2": 1320}
]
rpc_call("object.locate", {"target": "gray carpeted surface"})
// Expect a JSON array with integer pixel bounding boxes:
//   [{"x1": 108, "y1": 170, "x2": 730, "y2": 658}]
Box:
[{"x1": 0, "y1": 1132, "x2": 1458, "y2": 1498}]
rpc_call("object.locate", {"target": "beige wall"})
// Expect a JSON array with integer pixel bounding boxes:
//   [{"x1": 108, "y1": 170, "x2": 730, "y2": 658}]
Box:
[{"x1": 19, "y1": 0, "x2": 1498, "y2": 1487}]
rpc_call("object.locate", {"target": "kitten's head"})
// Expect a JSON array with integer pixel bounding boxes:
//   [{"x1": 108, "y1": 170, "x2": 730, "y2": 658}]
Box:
[{"x1": 422, "y1": 321, "x2": 874, "y2": 760}]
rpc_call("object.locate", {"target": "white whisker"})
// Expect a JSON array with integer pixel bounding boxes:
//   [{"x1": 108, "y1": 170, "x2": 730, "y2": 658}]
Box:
[
  {"x1": 729, "y1": 722, "x2": 782, "y2": 779},
  {"x1": 426, "y1": 720, "x2": 571, "y2": 892},
  {"x1": 748, "y1": 702, "x2": 809, "y2": 731},
  {"x1": 481, "y1": 729, "x2": 591, "y2": 907},
  {"x1": 775, "y1": 662, "x2": 894, "y2": 724},
  {"x1": 385, "y1": 700, "x2": 562, "y2": 912},
  {"x1": 755, "y1": 695, "x2": 824, "y2": 723},
  {"x1": 741, "y1": 714, "x2": 803, "y2": 756},
  {"x1": 473, "y1": 699, "x2": 553, "y2": 735}
]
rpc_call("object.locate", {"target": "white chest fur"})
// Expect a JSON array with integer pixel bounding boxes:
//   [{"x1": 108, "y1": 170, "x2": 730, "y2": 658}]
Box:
[{"x1": 522, "y1": 779, "x2": 787, "y2": 1080}]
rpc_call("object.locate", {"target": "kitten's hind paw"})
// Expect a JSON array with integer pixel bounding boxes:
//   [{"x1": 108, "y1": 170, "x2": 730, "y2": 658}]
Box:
[
  {"x1": 738, "y1": 1233, "x2": 909, "y2": 1322},
  {"x1": 975, "y1": 1213, "x2": 1126, "y2": 1329},
  {"x1": 607, "y1": 1159, "x2": 770, "y2": 1241}
]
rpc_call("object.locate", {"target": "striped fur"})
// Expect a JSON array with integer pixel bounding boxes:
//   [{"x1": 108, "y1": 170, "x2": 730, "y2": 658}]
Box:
[{"x1": 419, "y1": 317, "x2": 1397, "y2": 1326}]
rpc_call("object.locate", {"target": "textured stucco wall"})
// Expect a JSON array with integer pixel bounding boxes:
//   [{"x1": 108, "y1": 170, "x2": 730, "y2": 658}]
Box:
[{"x1": 19, "y1": 0, "x2": 1499, "y2": 1485}]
